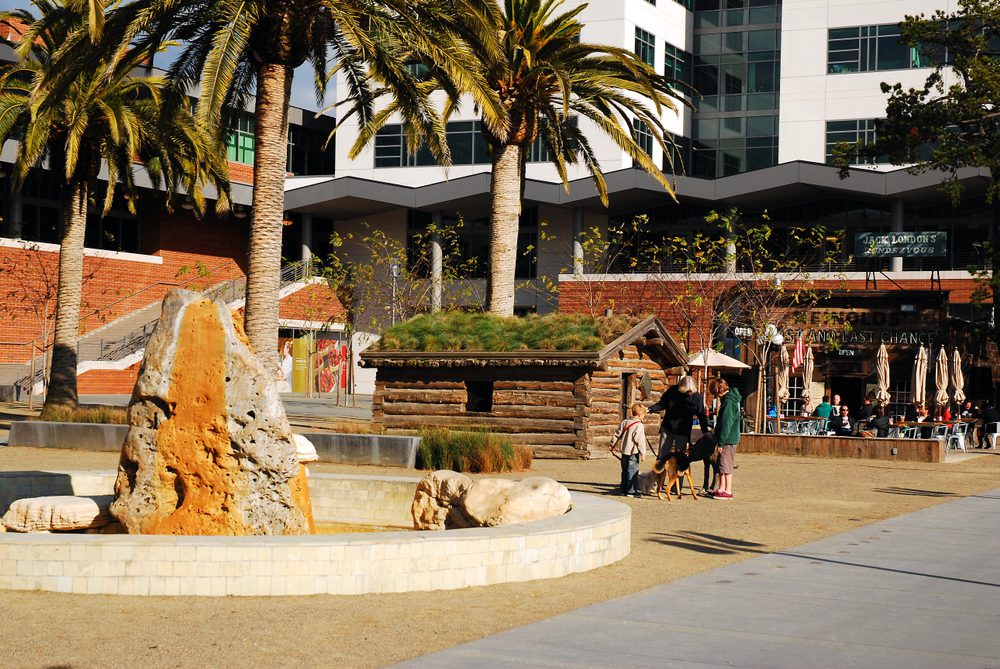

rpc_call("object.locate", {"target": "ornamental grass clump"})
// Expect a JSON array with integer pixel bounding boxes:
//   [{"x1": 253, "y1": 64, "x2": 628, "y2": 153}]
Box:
[
  {"x1": 417, "y1": 428, "x2": 532, "y2": 473},
  {"x1": 378, "y1": 312, "x2": 637, "y2": 352},
  {"x1": 36, "y1": 405, "x2": 128, "y2": 424}
]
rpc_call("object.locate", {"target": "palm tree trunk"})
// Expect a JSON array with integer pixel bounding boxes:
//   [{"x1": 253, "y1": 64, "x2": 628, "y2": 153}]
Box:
[
  {"x1": 43, "y1": 180, "x2": 88, "y2": 412},
  {"x1": 245, "y1": 61, "x2": 293, "y2": 374},
  {"x1": 487, "y1": 143, "x2": 523, "y2": 316}
]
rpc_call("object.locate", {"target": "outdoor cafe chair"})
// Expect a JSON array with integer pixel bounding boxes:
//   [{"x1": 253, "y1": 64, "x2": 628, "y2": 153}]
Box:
[
  {"x1": 900, "y1": 426, "x2": 919, "y2": 439},
  {"x1": 984, "y1": 422, "x2": 1000, "y2": 450},
  {"x1": 929, "y1": 424, "x2": 949, "y2": 443},
  {"x1": 947, "y1": 422, "x2": 969, "y2": 452}
]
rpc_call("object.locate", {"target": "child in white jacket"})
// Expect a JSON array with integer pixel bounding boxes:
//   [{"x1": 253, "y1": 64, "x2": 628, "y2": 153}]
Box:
[{"x1": 612, "y1": 403, "x2": 650, "y2": 497}]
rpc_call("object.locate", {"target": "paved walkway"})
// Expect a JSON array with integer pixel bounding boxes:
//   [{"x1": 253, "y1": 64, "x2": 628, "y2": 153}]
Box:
[{"x1": 396, "y1": 489, "x2": 1000, "y2": 668}]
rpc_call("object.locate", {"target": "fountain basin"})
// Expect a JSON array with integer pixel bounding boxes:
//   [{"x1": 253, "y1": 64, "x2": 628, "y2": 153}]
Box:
[{"x1": 0, "y1": 471, "x2": 630, "y2": 596}]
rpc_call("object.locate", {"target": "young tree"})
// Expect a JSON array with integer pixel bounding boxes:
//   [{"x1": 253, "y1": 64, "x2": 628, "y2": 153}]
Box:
[
  {"x1": 0, "y1": 1, "x2": 228, "y2": 412},
  {"x1": 324, "y1": 220, "x2": 482, "y2": 333},
  {"x1": 359, "y1": 0, "x2": 680, "y2": 317},
  {"x1": 845, "y1": 0, "x2": 1000, "y2": 343}
]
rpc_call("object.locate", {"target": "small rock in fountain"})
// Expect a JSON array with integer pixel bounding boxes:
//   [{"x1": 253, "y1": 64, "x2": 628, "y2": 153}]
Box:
[
  {"x1": 411, "y1": 470, "x2": 474, "y2": 530},
  {"x1": 2, "y1": 495, "x2": 114, "y2": 532},
  {"x1": 111, "y1": 289, "x2": 310, "y2": 536}
]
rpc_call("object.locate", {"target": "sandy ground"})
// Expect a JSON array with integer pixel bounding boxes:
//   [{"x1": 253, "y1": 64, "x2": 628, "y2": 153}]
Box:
[{"x1": 2, "y1": 446, "x2": 999, "y2": 669}]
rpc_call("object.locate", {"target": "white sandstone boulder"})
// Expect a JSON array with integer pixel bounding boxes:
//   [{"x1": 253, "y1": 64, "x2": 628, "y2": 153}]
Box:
[
  {"x1": 293, "y1": 434, "x2": 319, "y2": 463},
  {"x1": 2, "y1": 495, "x2": 114, "y2": 532},
  {"x1": 412, "y1": 471, "x2": 571, "y2": 530}
]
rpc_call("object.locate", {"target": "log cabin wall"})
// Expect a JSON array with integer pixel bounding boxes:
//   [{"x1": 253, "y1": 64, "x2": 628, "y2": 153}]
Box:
[
  {"x1": 372, "y1": 366, "x2": 591, "y2": 458},
  {"x1": 586, "y1": 344, "x2": 669, "y2": 457}
]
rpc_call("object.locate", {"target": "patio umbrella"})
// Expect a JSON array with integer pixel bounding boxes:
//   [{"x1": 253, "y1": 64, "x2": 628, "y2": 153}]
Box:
[
  {"x1": 776, "y1": 344, "x2": 790, "y2": 405},
  {"x1": 875, "y1": 343, "x2": 891, "y2": 408},
  {"x1": 801, "y1": 346, "x2": 814, "y2": 410},
  {"x1": 934, "y1": 347, "x2": 950, "y2": 408},
  {"x1": 951, "y1": 348, "x2": 966, "y2": 404},
  {"x1": 911, "y1": 345, "x2": 927, "y2": 409}
]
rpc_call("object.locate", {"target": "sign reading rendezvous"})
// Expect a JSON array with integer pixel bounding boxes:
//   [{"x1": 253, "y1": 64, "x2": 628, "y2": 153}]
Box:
[{"x1": 855, "y1": 231, "x2": 947, "y2": 257}]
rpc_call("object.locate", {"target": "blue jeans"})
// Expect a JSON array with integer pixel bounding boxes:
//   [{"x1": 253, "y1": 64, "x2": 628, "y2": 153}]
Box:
[{"x1": 620, "y1": 453, "x2": 640, "y2": 494}]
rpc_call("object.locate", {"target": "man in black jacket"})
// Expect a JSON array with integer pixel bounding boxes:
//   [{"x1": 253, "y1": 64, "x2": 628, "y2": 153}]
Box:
[
  {"x1": 979, "y1": 401, "x2": 1000, "y2": 448},
  {"x1": 648, "y1": 375, "x2": 709, "y2": 468}
]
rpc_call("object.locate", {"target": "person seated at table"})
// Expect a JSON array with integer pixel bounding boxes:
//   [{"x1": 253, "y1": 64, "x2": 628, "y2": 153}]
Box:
[
  {"x1": 858, "y1": 395, "x2": 876, "y2": 422},
  {"x1": 813, "y1": 395, "x2": 833, "y2": 430},
  {"x1": 915, "y1": 404, "x2": 929, "y2": 422},
  {"x1": 933, "y1": 405, "x2": 952, "y2": 422},
  {"x1": 834, "y1": 405, "x2": 853, "y2": 436},
  {"x1": 960, "y1": 400, "x2": 974, "y2": 419},
  {"x1": 869, "y1": 407, "x2": 893, "y2": 438},
  {"x1": 980, "y1": 401, "x2": 1000, "y2": 448}
]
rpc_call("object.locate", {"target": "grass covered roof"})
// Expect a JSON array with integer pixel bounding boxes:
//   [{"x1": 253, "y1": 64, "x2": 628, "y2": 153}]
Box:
[{"x1": 375, "y1": 312, "x2": 638, "y2": 352}]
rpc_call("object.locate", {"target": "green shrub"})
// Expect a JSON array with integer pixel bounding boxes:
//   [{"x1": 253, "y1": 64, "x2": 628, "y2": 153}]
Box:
[
  {"x1": 36, "y1": 405, "x2": 128, "y2": 424},
  {"x1": 416, "y1": 428, "x2": 533, "y2": 473}
]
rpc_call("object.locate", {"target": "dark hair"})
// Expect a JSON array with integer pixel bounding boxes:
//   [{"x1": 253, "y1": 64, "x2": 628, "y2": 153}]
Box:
[{"x1": 822, "y1": 395, "x2": 830, "y2": 403}]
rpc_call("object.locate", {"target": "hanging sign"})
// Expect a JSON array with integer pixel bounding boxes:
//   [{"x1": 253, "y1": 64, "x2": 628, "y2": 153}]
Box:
[{"x1": 855, "y1": 231, "x2": 947, "y2": 257}]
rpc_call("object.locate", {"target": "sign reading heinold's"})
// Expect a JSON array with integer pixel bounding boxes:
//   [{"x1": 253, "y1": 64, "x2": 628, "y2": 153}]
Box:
[{"x1": 855, "y1": 231, "x2": 947, "y2": 257}]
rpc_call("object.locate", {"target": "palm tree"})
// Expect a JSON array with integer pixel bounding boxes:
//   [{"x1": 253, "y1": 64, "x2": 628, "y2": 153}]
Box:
[
  {"x1": 363, "y1": 0, "x2": 679, "y2": 316},
  {"x1": 0, "y1": 0, "x2": 229, "y2": 412},
  {"x1": 105, "y1": 0, "x2": 503, "y2": 372}
]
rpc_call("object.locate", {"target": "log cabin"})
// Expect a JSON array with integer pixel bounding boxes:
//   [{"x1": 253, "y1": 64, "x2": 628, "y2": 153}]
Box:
[{"x1": 361, "y1": 315, "x2": 687, "y2": 458}]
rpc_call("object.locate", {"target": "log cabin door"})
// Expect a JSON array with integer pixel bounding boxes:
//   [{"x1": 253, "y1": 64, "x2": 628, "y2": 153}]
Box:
[{"x1": 621, "y1": 373, "x2": 638, "y2": 420}]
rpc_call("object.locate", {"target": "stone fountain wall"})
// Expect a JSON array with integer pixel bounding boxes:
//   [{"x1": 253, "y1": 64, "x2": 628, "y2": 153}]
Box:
[{"x1": 111, "y1": 290, "x2": 310, "y2": 535}]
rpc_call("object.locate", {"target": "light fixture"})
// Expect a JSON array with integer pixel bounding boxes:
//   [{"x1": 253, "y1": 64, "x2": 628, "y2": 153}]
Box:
[
  {"x1": 233, "y1": 205, "x2": 248, "y2": 219},
  {"x1": 181, "y1": 195, "x2": 194, "y2": 210},
  {"x1": 0, "y1": 164, "x2": 7, "y2": 178}
]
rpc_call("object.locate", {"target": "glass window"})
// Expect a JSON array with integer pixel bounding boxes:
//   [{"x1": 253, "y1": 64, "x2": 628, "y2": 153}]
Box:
[
  {"x1": 226, "y1": 113, "x2": 255, "y2": 164},
  {"x1": 635, "y1": 27, "x2": 656, "y2": 67},
  {"x1": 664, "y1": 43, "x2": 692, "y2": 86},
  {"x1": 828, "y1": 23, "x2": 925, "y2": 74},
  {"x1": 825, "y1": 119, "x2": 881, "y2": 164},
  {"x1": 633, "y1": 118, "x2": 654, "y2": 157}
]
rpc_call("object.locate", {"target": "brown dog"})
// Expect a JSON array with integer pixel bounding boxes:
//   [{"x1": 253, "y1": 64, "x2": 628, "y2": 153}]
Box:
[{"x1": 650, "y1": 451, "x2": 699, "y2": 501}]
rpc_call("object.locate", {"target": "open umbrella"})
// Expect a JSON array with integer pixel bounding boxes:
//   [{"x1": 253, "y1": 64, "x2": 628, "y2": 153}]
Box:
[
  {"x1": 934, "y1": 347, "x2": 950, "y2": 407},
  {"x1": 951, "y1": 348, "x2": 966, "y2": 404},
  {"x1": 911, "y1": 345, "x2": 927, "y2": 409},
  {"x1": 801, "y1": 346, "x2": 814, "y2": 410},
  {"x1": 875, "y1": 343, "x2": 891, "y2": 407}
]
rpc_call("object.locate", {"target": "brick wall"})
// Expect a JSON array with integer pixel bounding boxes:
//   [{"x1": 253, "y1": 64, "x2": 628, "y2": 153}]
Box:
[
  {"x1": 77, "y1": 363, "x2": 141, "y2": 395},
  {"x1": 279, "y1": 281, "x2": 346, "y2": 322}
]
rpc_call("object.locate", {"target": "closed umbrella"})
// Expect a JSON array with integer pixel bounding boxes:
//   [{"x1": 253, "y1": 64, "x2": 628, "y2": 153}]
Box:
[
  {"x1": 934, "y1": 347, "x2": 950, "y2": 408},
  {"x1": 911, "y1": 345, "x2": 927, "y2": 409},
  {"x1": 875, "y1": 343, "x2": 891, "y2": 408},
  {"x1": 775, "y1": 345, "x2": 789, "y2": 432},
  {"x1": 951, "y1": 348, "x2": 965, "y2": 404},
  {"x1": 801, "y1": 346, "x2": 814, "y2": 410},
  {"x1": 776, "y1": 344, "x2": 790, "y2": 403}
]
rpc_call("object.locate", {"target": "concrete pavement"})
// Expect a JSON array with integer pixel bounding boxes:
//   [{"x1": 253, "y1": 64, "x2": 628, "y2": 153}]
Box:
[{"x1": 395, "y1": 488, "x2": 1000, "y2": 668}]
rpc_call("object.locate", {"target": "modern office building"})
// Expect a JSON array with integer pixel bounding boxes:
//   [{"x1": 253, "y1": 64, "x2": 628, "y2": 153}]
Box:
[{"x1": 285, "y1": 0, "x2": 998, "y2": 409}]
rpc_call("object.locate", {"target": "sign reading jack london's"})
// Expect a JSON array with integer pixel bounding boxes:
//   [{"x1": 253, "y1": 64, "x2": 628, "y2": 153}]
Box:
[{"x1": 855, "y1": 231, "x2": 947, "y2": 257}]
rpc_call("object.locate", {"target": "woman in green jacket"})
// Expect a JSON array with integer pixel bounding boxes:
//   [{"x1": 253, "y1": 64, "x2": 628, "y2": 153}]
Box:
[{"x1": 710, "y1": 379, "x2": 741, "y2": 500}]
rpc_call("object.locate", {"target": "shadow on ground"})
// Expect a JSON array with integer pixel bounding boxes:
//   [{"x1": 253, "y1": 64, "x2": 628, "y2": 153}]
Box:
[
  {"x1": 873, "y1": 487, "x2": 956, "y2": 498},
  {"x1": 647, "y1": 530, "x2": 768, "y2": 555}
]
